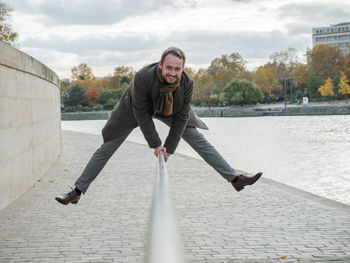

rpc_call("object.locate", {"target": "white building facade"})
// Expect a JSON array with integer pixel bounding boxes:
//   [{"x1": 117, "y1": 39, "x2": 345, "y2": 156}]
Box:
[{"x1": 312, "y1": 22, "x2": 350, "y2": 55}]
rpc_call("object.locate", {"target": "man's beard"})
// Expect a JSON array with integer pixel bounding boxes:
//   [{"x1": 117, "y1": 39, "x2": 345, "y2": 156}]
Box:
[{"x1": 161, "y1": 69, "x2": 179, "y2": 84}]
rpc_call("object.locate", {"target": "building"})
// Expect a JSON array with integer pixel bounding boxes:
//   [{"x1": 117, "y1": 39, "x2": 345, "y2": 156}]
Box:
[{"x1": 312, "y1": 22, "x2": 350, "y2": 55}]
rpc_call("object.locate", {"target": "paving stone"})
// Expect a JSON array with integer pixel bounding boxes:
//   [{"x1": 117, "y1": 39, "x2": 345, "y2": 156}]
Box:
[{"x1": 0, "y1": 131, "x2": 349, "y2": 262}]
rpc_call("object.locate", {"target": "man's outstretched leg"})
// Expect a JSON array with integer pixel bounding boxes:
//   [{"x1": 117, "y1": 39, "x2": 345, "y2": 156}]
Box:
[
  {"x1": 181, "y1": 127, "x2": 262, "y2": 191},
  {"x1": 55, "y1": 132, "x2": 131, "y2": 205}
]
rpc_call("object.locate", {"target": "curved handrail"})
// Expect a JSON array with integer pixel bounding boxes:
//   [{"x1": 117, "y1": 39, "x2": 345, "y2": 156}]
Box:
[{"x1": 146, "y1": 153, "x2": 186, "y2": 263}]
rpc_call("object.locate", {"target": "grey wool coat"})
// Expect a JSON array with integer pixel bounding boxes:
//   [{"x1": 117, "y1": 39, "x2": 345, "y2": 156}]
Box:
[{"x1": 102, "y1": 63, "x2": 208, "y2": 154}]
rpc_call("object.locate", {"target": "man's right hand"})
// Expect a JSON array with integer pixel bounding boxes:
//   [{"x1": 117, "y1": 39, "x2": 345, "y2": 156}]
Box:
[{"x1": 154, "y1": 146, "x2": 168, "y2": 162}]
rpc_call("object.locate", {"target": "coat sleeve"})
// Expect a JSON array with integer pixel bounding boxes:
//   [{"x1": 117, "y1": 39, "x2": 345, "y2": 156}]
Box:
[
  {"x1": 131, "y1": 74, "x2": 162, "y2": 149},
  {"x1": 163, "y1": 81, "x2": 193, "y2": 154}
]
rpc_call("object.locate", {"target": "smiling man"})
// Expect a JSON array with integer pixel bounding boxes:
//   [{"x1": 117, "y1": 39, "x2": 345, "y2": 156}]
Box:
[{"x1": 55, "y1": 47, "x2": 262, "y2": 205}]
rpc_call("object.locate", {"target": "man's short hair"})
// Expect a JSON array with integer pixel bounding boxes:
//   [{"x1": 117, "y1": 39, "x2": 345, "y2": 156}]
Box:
[{"x1": 161, "y1": 47, "x2": 186, "y2": 66}]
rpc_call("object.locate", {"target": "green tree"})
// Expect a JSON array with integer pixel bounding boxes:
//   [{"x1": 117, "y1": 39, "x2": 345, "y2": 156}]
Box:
[
  {"x1": 0, "y1": 2, "x2": 18, "y2": 45},
  {"x1": 307, "y1": 72, "x2": 323, "y2": 100},
  {"x1": 71, "y1": 63, "x2": 95, "y2": 81},
  {"x1": 98, "y1": 90, "x2": 123, "y2": 107},
  {"x1": 120, "y1": 82, "x2": 128, "y2": 93},
  {"x1": 224, "y1": 79, "x2": 263, "y2": 105},
  {"x1": 63, "y1": 85, "x2": 86, "y2": 107}
]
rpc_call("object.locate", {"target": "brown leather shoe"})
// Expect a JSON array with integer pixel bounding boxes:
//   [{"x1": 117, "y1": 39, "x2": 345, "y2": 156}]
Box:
[
  {"x1": 231, "y1": 172, "x2": 263, "y2": 192},
  {"x1": 55, "y1": 189, "x2": 81, "y2": 205}
]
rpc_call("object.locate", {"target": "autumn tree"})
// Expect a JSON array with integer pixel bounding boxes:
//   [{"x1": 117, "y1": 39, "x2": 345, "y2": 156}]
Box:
[
  {"x1": 113, "y1": 66, "x2": 134, "y2": 88},
  {"x1": 338, "y1": 72, "x2": 350, "y2": 97},
  {"x1": 307, "y1": 44, "x2": 344, "y2": 81},
  {"x1": 60, "y1": 79, "x2": 70, "y2": 92},
  {"x1": 270, "y1": 48, "x2": 298, "y2": 77},
  {"x1": 68, "y1": 79, "x2": 104, "y2": 93},
  {"x1": 291, "y1": 63, "x2": 309, "y2": 89},
  {"x1": 318, "y1": 77, "x2": 335, "y2": 98},
  {"x1": 85, "y1": 90, "x2": 100, "y2": 105},
  {"x1": 192, "y1": 68, "x2": 216, "y2": 105},
  {"x1": 0, "y1": 2, "x2": 18, "y2": 45},
  {"x1": 71, "y1": 63, "x2": 95, "y2": 81},
  {"x1": 253, "y1": 66, "x2": 280, "y2": 94},
  {"x1": 184, "y1": 66, "x2": 196, "y2": 79},
  {"x1": 208, "y1": 53, "x2": 247, "y2": 90},
  {"x1": 343, "y1": 52, "x2": 350, "y2": 77}
]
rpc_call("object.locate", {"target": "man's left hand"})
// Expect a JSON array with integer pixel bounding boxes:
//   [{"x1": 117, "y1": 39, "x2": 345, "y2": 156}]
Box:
[{"x1": 154, "y1": 146, "x2": 169, "y2": 162}]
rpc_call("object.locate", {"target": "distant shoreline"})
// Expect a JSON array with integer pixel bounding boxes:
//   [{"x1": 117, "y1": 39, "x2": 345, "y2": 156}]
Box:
[{"x1": 61, "y1": 102, "x2": 350, "y2": 120}]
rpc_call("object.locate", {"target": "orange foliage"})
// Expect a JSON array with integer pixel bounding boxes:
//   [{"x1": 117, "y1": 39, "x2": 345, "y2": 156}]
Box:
[
  {"x1": 318, "y1": 77, "x2": 334, "y2": 97},
  {"x1": 85, "y1": 90, "x2": 100, "y2": 104}
]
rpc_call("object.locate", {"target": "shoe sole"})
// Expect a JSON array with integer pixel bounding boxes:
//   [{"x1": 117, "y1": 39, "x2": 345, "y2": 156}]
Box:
[
  {"x1": 235, "y1": 186, "x2": 244, "y2": 191},
  {"x1": 55, "y1": 197, "x2": 79, "y2": 205},
  {"x1": 233, "y1": 172, "x2": 263, "y2": 192},
  {"x1": 55, "y1": 198, "x2": 69, "y2": 205}
]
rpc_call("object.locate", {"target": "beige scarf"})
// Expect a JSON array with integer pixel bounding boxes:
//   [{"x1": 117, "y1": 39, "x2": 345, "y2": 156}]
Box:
[{"x1": 155, "y1": 66, "x2": 181, "y2": 117}]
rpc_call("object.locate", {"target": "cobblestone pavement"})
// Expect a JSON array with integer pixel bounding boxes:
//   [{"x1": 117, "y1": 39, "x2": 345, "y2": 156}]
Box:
[{"x1": 0, "y1": 131, "x2": 349, "y2": 263}]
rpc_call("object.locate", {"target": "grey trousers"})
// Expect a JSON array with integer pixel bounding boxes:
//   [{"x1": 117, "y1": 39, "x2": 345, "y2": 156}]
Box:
[{"x1": 75, "y1": 126, "x2": 238, "y2": 194}]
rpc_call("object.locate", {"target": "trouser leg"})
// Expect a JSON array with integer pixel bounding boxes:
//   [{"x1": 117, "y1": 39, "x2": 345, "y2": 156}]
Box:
[
  {"x1": 75, "y1": 132, "x2": 131, "y2": 194},
  {"x1": 182, "y1": 126, "x2": 238, "y2": 182}
]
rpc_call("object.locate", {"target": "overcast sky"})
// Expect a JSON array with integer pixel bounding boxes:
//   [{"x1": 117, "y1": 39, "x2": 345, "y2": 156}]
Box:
[{"x1": 5, "y1": 0, "x2": 350, "y2": 79}]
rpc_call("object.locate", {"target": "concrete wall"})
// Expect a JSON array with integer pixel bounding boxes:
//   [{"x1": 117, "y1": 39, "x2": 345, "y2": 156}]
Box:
[
  {"x1": 194, "y1": 105, "x2": 350, "y2": 117},
  {"x1": 61, "y1": 111, "x2": 110, "y2": 120},
  {"x1": 61, "y1": 104, "x2": 350, "y2": 120},
  {"x1": 0, "y1": 41, "x2": 61, "y2": 211}
]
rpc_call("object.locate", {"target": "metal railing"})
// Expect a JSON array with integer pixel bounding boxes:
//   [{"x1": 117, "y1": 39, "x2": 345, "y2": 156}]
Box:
[{"x1": 146, "y1": 153, "x2": 186, "y2": 263}]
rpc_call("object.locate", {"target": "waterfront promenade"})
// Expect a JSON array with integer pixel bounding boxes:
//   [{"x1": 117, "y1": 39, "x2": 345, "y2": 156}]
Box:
[{"x1": 0, "y1": 131, "x2": 349, "y2": 263}]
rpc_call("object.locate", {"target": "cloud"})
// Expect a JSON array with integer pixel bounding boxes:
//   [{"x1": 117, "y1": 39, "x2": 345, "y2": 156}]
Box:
[
  {"x1": 228, "y1": 0, "x2": 255, "y2": 2},
  {"x1": 286, "y1": 23, "x2": 312, "y2": 36},
  {"x1": 278, "y1": 2, "x2": 350, "y2": 26},
  {"x1": 20, "y1": 32, "x2": 157, "y2": 54},
  {"x1": 7, "y1": 0, "x2": 349, "y2": 78},
  {"x1": 19, "y1": 25, "x2": 312, "y2": 76},
  {"x1": 8, "y1": 0, "x2": 178, "y2": 25},
  {"x1": 163, "y1": 30, "x2": 303, "y2": 64}
]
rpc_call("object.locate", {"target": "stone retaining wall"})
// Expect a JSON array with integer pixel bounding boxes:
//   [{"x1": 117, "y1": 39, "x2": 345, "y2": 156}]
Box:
[
  {"x1": 61, "y1": 111, "x2": 110, "y2": 120},
  {"x1": 195, "y1": 105, "x2": 350, "y2": 117},
  {"x1": 0, "y1": 41, "x2": 61, "y2": 211},
  {"x1": 61, "y1": 105, "x2": 350, "y2": 120}
]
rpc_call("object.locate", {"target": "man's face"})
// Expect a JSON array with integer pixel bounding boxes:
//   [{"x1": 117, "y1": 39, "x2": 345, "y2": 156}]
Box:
[{"x1": 159, "y1": 54, "x2": 184, "y2": 84}]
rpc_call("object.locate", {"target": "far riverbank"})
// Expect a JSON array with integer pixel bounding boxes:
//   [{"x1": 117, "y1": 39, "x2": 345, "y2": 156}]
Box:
[{"x1": 61, "y1": 101, "x2": 350, "y2": 120}]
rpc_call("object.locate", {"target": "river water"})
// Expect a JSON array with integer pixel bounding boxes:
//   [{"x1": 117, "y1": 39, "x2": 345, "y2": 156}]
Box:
[{"x1": 61, "y1": 115, "x2": 350, "y2": 205}]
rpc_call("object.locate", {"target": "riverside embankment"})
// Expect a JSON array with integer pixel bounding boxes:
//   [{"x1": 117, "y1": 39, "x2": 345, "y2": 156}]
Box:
[{"x1": 61, "y1": 102, "x2": 350, "y2": 120}]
